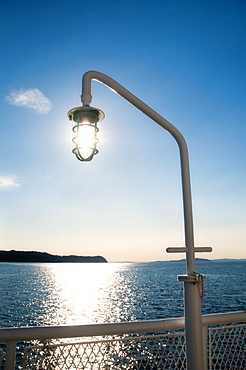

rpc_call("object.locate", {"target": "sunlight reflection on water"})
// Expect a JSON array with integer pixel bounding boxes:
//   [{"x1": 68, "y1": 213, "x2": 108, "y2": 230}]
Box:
[
  {"x1": 40, "y1": 262, "x2": 185, "y2": 325},
  {"x1": 42, "y1": 262, "x2": 135, "y2": 325},
  {"x1": 0, "y1": 262, "x2": 184, "y2": 327},
  {"x1": 1, "y1": 261, "x2": 245, "y2": 328}
]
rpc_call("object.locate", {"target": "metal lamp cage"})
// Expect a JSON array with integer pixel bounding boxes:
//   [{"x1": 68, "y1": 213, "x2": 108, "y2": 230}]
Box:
[{"x1": 68, "y1": 106, "x2": 104, "y2": 161}]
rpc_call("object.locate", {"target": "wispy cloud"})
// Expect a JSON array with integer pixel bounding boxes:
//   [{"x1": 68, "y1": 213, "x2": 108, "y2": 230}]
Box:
[
  {"x1": 5, "y1": 88, "x2": 52, "y2": 114},
  {"x1": 0, "y1": 174, "x2": 20, "y2": 191}
]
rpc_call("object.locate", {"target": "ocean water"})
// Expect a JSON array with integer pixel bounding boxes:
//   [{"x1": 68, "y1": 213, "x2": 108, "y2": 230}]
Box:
[{"x1": 0, "y1": 260, "x2": 246, "y2": 329}]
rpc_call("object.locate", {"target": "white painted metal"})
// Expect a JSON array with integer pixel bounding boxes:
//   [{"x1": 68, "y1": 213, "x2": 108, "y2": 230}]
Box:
[
  {"x1": 4, "y1": 311, "x2": 244, "y2": 345},
  {"x1": 0, "y1": 317, "x2": 185, "y2": 342},
  {"x1": 21, "y1": 321, "x2": 246, "y2": 370},
  {"x1": 209, "y1": 323, "x2": 246, "y2": 369},
  {"x1": 0, "y1": 311, "x2": 245, "y2": 369},
  {"x1": 81, "y1": 70, "x2": 211, "y2": 370},
  {"x1": 166, "y1": 246, "x2": 212, "y2": 253},
  {"x1": 4, "y1": 341, "x2": 16, "y2": 370},
  {"x1": 0, "y1": 348, "x2": 3, "y2": 368},
  {"x1": 23, "y1": 332, "x2": 187, "y2": 370}
]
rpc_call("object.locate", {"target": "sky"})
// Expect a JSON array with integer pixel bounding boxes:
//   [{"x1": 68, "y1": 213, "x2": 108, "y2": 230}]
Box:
[{"x1": 0, "y1": 0, "x2": 245, "y2": 262}]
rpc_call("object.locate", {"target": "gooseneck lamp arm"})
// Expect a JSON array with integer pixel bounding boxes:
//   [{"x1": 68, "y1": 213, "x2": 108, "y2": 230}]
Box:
[
  {"x1": 82, "y1": 71, "x2": 195, "y2": 271},
  {"x1": 80, "y1": 70, "x2": 205, "y2": 370}
]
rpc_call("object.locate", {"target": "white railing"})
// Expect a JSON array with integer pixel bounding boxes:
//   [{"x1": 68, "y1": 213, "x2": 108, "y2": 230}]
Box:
[
  {"x1": 23, "y1": 332, "x2": 187, "y2": 370},
  {"x1": 208, "y1": 323, "x2": 246, "y2": 369},
  {"x1": 0, "y1": 311, "x2": 245, "y2": 369}
]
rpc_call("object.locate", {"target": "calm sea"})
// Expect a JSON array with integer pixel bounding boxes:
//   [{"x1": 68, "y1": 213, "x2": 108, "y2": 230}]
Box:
[{"x1": 0, "y1": 261, "x2": 246, "y2": 328}]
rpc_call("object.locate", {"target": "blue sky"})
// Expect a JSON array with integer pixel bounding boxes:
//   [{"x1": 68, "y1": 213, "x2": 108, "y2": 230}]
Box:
[{"x1": 0, "y1": 0, "x2": 245, "y2": 262}]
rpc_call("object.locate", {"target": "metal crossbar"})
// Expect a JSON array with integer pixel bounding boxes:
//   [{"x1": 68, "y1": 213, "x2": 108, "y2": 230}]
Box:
[
  {"x1": 209, "y1": 324, "x2": 246, "y2": 369},
  {"x1": 23, "y1": 332, "x2": 186, "y2": 370}
]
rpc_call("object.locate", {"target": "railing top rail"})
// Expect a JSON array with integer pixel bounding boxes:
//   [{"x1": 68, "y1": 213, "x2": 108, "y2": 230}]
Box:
[
  {"x1": 0, "y1": 311, "x2": 245, "y2": 343},
  {"x1": 0, "y1": 317, "x2": 185, "y2": 342},
  {"x1": 202, "y1": 310, "x2": 246, "y2": 326}
]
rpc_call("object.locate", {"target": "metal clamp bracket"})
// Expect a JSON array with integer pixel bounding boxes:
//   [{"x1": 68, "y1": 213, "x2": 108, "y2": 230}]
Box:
[
  {"x1": 178, "y1": 273, "x2": 206, "y2": 299},
  {"x1": 178, "y1": 273, "x2": 205, "y2": 283}
]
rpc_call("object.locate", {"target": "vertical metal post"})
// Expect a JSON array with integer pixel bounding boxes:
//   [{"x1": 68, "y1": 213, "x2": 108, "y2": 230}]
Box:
[
  {"x1": 80, "y1": 71, "x2": 206, "y2": 370},
  {"x1": 4, "y1": 341, "x2": 16, "y2": 370},
  {"x1": 202, "y1": 325, "x2": 208, "y2": 370},
  {"x1": 183, "y1": 281, "x2": 204, "y2": 369},
  {"x1": 178, "y1": 140, "x2": 205, "y2": 370}
]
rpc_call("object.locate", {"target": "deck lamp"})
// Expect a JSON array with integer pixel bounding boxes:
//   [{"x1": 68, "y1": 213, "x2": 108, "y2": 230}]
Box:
[
  {"x1": 67, "y1": 106, "x2": 104, "y2": 161},
  {"x1": 68, "y1": 71, "x2": 212, "y2": 370}
]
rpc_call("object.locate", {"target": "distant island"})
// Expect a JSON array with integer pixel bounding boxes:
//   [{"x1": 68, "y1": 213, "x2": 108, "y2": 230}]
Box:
[
  {"x1": 152, "y1": 258, "x2": 246, "y2": 263},
  {"x1": 170, "y1": 258, "x2": 211, "y2": 262},
  {"x1": 167, "y1": 258, "x2": 246, "y2": 263},
  {"x1": 0, "y1": 250, "x2": 107, "y2": 263}
]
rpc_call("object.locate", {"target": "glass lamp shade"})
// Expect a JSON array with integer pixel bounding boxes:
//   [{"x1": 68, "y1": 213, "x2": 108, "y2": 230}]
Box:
[{"x1": 67, "y1": 107, "x2": 104, "y2": 161}]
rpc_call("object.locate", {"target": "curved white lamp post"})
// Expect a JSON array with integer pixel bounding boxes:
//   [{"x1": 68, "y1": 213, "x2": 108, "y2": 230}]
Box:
[{"x1": 68, "y1": 71, "x2": 212, "y2": 370}]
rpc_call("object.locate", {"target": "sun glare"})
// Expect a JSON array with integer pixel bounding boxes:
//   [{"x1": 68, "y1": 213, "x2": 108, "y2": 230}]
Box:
[{"x1": 43, "y1": 263, "x2": 125, "y2": 325}]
